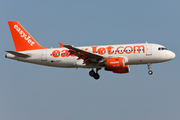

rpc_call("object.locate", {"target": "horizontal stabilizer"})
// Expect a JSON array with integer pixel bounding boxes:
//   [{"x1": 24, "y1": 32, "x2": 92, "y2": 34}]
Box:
[{"x1": 6, "y1": 50, "x2": 30, "y2": 57}]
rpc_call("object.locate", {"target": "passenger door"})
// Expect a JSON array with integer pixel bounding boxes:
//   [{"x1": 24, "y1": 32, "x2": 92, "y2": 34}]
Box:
[
  {"x1": 146, "y1": 45, "x2": 152, "y2": 56},
  {"x1": 41, "y1": 50, "x2": 47, "y2": 61}
]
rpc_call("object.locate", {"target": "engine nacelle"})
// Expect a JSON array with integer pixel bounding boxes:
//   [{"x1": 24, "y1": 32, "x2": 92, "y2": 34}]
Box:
[
  {"x1": 106, "y1": 57, "x2": 125, "y2": 69},
  {"x1": 111, "y1": 65, "x2": 130, "y2": 73},
  {"x1": 100, "y1": 57, "x2": 130, "y2": 74}
]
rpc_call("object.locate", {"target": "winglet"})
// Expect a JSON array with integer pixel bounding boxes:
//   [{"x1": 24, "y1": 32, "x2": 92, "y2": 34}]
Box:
[{"x1": 59, "y1": 42, "x2": 64, "y2": 48}]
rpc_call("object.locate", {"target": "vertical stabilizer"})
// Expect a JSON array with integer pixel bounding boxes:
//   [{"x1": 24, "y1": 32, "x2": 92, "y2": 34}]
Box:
[{"x1": 8, "y1": 21, "x2": 45, "y2": 52}]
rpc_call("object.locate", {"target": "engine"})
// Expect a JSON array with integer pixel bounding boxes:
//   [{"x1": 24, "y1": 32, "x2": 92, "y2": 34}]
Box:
[
  {"x1": 99, "y1": 57, "x2": 130, "y2": 74},
  {"x1": 109, "y1": 65, "x2": 130, "y2": 73}
]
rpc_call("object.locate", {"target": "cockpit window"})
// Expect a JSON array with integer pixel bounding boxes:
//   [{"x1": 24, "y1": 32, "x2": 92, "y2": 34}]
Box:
[{"x1": 158, "y1": 47, "x2": 167, "y2": 50}]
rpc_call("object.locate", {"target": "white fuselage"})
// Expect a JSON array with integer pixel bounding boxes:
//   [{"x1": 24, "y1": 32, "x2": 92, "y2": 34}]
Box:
[{"x1": 6, "y1": 43, "x2": 175, "y2": 68}]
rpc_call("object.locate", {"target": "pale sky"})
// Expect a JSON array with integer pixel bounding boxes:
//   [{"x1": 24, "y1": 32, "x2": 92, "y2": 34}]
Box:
[{"x1": 0, "y1": 0, "x2": 180, "y2": 120}]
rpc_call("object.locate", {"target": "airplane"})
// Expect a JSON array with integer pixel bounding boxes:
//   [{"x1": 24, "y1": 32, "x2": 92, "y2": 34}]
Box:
[{"x1": 5, "y1": 21, "x2": 176, "y2": 80}]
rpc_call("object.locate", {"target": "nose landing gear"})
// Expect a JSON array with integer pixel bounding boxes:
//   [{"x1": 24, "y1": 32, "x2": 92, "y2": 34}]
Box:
[
  {"x1": 89, "y1": 68, "x2": 101, "y2": 80},
  {"x1": 147, "y1": 64, "x2": 153, "y2": 75}
]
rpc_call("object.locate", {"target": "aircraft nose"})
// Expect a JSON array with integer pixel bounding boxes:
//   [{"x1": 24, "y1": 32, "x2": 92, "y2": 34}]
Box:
[
  {"x1": 168, "y1": 51, "x2": 176, "y2": 60},
  {"x1": 171, "y1": 51, "x2": 176, "y2": 59}
]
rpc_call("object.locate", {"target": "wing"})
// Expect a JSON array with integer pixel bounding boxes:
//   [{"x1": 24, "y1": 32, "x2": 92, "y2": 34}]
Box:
[{"x1": 59, "y1": 43, "x2": 104, "y2": 64}]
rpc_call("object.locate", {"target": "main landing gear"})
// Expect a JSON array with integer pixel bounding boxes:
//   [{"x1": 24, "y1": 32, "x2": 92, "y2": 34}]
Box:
[
  {"x1": 89, "y1": 68, "x2": 101, "y2": 80},
  {"x1": 147, "y1": 64, "x2": 153, "y2": 75}
]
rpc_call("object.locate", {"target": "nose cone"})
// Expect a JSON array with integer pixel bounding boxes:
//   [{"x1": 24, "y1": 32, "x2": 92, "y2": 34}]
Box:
[
  {"x1": 170, "y1": 51, "x2": 176, "y2": 59},
  {"x1": 158, "y1": 50, "x2": 175, "y2": 62},
  {"x1": 167, "y1": 51, "x2": 176, "y2": 60}
]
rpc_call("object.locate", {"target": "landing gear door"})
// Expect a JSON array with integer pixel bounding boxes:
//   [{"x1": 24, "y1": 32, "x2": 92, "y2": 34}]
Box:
[
  {"x1": 41, "y1": 50, "x2": 47, "y2": 61},
  {"x1": 146, "y1": 45, "x2": 152, "y2": 56}
]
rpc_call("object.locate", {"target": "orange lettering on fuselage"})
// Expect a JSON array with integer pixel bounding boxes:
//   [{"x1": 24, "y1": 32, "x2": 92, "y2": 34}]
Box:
[
  {"x1": 124, "y1": 46, "x2": 133, "y2": 54},
  {"x1": 117, "y1": 46, "x2": 124, "y2": 54},
  {"x1": 106, "y1": 46, "x2": 114, "y2": 55},
  {"x1": 97, "y1": 47, "x2": 106, "y2": 55},
  {"x1": 52, "y1": 50, "x2": 60, "y2": 58},
  {"x1": 61, "y1": 50, "x2": 69, "y2": 57},
  {"x1": 92, "y1": 46, "x2": 97, "y2": 53},
  {"x1": 71, "y1": 54, "x2": 76, "y2": 57},
  {"x1": 134, "y1": 45, "x2": 145, "y2": 53},
  {"x1": 52, "y1": 45, "x2": 145, "y2": 58}
]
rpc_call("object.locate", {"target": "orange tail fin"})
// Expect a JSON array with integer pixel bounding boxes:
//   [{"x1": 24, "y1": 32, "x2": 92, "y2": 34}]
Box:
[{"x1": 8, "y1": 21, "x2": 46, "y2": 52}]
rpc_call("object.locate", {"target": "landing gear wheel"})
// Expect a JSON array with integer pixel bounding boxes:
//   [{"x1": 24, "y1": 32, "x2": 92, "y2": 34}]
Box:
[
  {"x1": 89, "y1": 70, "x2": 95, "y2": 77},
  {"x1": 147, "y1": 64, "x2": 153, "y2": 75},
  {"x1": 89, "y1": 68, "x2": 101, "y2": 80},
  {"x1": 148, "y1": 70, "x2": 153, "y2": 75},
  {"x1": 94, "y1": 73, "x2": 100, "y2": 80}
]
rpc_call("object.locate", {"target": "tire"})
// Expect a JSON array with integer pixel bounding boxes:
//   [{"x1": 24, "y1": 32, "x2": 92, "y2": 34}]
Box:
[
  {"x1": 148, "y1": 70, "x2": 153, "y2": 75},
  {"x1": 89, "y1": 70, "x2": 95, "y2": 77},
  {"x1": 94, "y1": 73, "x2": 100, "y2": 80}
]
